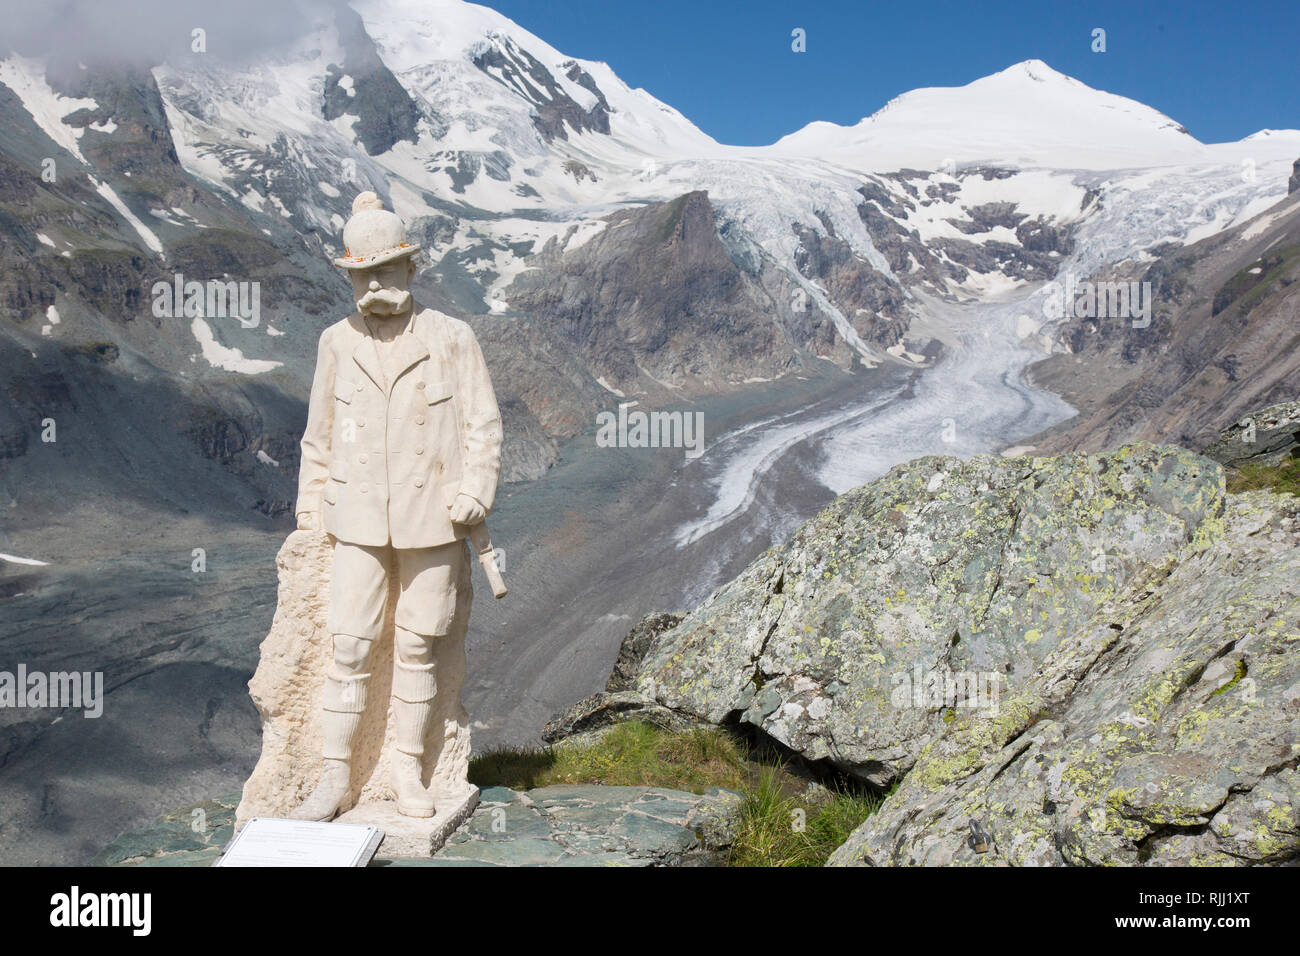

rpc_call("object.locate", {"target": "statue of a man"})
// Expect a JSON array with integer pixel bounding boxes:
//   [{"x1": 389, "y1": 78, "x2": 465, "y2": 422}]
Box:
[{"x1": 290, "y1": 191, "x2": 502, "y2": 821}]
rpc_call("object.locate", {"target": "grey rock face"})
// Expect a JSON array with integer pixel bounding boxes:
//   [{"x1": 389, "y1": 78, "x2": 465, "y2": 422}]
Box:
[
  {"x1": 1026, "y1": 192, "x2": 1300, "y2": 456},
  {"x1": 504, "y1": 191, "x2": 813, "y2": 396},
  {"x1": 851, "y1": 168, "x2": 1085, "y2": 297},
  {"x1": 831, "y1": 486, "x2": 1300, "y2": 866},
  {"x1": 558, "y1": 438, "x2": 1299, "y2": 865},
  {"x1": 472, "y1": 37, "x2": 610, "y2": 142},
  {"x1": 322, "y1": 5, "x2": 425, "y2": 155},
  {"x1": 793, "y1": 218, "x2": 908, "y2": 351}
]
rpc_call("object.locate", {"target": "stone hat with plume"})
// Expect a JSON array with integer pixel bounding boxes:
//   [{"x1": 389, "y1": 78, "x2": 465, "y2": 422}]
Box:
[{"x1": 333, "y1": 191, "x2": 421, "y2": 269}]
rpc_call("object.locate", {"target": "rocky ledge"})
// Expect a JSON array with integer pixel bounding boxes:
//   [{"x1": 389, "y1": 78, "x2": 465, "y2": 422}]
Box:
[
  {"x1": 1202, "y1": 400, "x2": 1300, "y2": 471},
  {"x1": 550, "y1": 436, "x2": 1300, "y2": 866}
]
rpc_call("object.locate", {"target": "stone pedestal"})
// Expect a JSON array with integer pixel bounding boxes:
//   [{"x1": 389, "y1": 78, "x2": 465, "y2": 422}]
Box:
[{"x1": 336, "y1": 787, "x2": 481, "y2": 858}]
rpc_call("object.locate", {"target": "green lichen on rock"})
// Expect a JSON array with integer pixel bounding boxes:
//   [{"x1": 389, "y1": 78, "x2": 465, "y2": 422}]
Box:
[{"x1": 828, "y1": 485, "x2": 1300, "y2": 867}]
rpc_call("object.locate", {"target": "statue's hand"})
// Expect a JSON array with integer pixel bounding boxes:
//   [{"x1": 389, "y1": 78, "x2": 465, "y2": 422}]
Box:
[
  {"x1": 447, "y1": 492, "x2": 486, "y2": 526},
  {"x1": 296, "y1": 511, "x2": 322, "y2": 532}
]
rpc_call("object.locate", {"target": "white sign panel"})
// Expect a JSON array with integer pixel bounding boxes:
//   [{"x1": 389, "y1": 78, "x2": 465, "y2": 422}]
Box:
[{"x1": 215, "y1": 818, "x2": 384, "y2": 867}]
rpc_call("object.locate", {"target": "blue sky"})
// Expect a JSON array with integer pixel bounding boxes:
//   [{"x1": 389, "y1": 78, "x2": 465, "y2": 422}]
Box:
[{"x1": 486, "y1": 0, "x2": 1299, "y2": 146}]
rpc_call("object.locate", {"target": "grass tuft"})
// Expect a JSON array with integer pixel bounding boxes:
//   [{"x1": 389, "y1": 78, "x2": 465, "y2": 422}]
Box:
[
  {"x1": 1226, "y1": 456, "x2": 1300, "y2": 497},
  {"x1": 727, "y1": 766, "x2": 888, "y2": 867},
  {"x1": 470, "y1": 721, "x2": 748, "y2": 793}
]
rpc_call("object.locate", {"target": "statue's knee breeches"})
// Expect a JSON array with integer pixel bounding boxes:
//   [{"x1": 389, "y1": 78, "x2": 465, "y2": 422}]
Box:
[
  {"x1": 326, "y1": 538, "x2": 469, "y2": 644},
  {"x1": 326, "y1": 540, "x2": 391, "y2": 640},
  {"x1": 393, "y1": 540, "x2": 467, "y2": 637}
]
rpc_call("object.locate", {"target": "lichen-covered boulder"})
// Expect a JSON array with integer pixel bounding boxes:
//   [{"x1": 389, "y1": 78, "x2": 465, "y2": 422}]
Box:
[
  {"x1": 829, "y1": 489, "x2": 1300, "y2": 866},
  {"x1": 543, "y1": 437, "x2": 1300, "y2": 866},
  {"x1": 635, "y1": 444, "x2": 1225, "y2": 787}
]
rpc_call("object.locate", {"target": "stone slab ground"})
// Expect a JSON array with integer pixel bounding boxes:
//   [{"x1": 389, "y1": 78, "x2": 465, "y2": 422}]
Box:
[{"x1": 91, "y1": 785, "x2": 741, "y2": 867}]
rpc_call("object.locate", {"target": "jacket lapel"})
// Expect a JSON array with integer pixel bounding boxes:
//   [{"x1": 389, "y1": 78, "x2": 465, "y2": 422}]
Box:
[
  {"x1": 349, "y1": 314, "x2": 385, "y2": 391},
  {"x1": 389, "y1": 310, "x2": 430, "y2": 385}
]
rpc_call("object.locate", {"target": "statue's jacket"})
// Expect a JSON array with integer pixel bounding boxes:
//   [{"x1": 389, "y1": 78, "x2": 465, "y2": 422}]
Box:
[{"x1": 296, "y1": 305, "x2": 503, "y2": 549}]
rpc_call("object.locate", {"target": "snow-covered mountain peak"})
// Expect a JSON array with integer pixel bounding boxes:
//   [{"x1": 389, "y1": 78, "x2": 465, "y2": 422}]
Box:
[
  {"x1": 1242, "y1": 128, "x2": 1300, "y2": 143},
  {"x1": 351, "y1": 0, "x2": 718, "y2": 158},
  {"x1": 772, "y1": 58, "x2": 1212, "y2": 171},
  {"x1": 990, "y1": 58, "x2": 1080, "y2": 85}
]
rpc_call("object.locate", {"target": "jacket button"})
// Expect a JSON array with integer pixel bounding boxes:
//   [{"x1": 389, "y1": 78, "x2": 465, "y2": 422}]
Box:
[
  {"x1": 415, "y1": 381, "x2": 425, "y2": 390},
  {"x1": 358, "y1": 453, "x2": 368, "y2": 464},
  {"x1": 357, "y1": 418, "x2": 365, "y2": 428},
  {"x1": 359, "y1": 483, "x2": 369, "y2": 494},
  {"x1": 413, "y1": 478, "x2": 424, "y2": 488},
  {"x1": 415, "y1": 446, "x2": 425, "y2": 455},
  {"x1": 415, "y1": 415, "x2": 425, "y2": 425},
  {"x1": 356, "y1": 383, "x2": 364, "y2": 392}
]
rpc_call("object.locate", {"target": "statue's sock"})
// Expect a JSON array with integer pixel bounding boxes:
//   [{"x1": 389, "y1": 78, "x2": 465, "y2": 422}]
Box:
[
  {"x1": 289, "y1": 671, "x2": 370, "y2": 821},
  {"x1": 320, "y1": 670, "x2": 370, "y2": 759},
  {"x1": 391, "y1": 659, "x2": 437, "y2": 817}
]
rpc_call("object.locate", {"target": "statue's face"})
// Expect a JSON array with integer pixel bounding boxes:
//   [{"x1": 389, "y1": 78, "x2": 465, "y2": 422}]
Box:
[{"x1": 350, "y1": 258, "x2": 416, "y2": 319}]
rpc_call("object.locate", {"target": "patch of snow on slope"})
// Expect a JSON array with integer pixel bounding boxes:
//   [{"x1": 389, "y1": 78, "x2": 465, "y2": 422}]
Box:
[
  {"x1": 0, "y1": 552, "x2": 49, "y2": 566},
  {"x1": 0, "y1": 56, "x2": 98, "y2": 162},
  {"x1": 90, "y1": 177, "x2": 164, "y2": 254},
  {"x1": 191, "y1": 318, "x2": 283, "y2": 374},
  {"x1": 1237, "y1": 205, "x2": 1289, "y2": 242}
]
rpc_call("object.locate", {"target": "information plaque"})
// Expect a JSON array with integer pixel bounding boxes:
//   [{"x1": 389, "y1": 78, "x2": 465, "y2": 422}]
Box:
[{"x1": 214, "y1": 818, "x2": 384, "y2": 867}]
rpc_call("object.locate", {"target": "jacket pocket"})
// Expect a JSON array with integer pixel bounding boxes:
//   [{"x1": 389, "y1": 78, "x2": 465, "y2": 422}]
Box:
[
  {"x1": 333, "y1": 379, "x2": 355, "y2": 404},
  {"x1": 423, "y1": 380, "x2": 452, "y2": 405},
  {"x1": 323, "y1": 478, "x2": 339, "y2": 504},
  {"x1": 328, "y1": 459, "x2": 349, "y2": 483}
]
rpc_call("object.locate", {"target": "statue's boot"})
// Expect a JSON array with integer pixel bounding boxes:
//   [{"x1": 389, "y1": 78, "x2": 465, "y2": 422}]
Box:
[
  {"x1": 391, "y1": 658, "x2": 437, "y2": 818},
  {"x1": 289, "y1": 670, "x2": 370, "y2": 821}
]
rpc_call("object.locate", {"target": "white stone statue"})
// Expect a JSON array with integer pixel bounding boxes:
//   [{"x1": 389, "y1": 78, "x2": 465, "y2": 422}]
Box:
[{"x1": 288, "y1": 191, "x2": 503, "y2": 822}]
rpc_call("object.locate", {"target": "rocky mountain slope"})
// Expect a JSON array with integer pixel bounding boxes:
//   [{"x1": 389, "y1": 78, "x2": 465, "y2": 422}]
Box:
[
  {"x1": 1026, "y1": 188, "x2": 1300, "y2": 454},
  {"x1": 3, "y1": 1, "x2": 1298, "y2": 506},
  {"x1": 550, "y1": 410, "x2": 1300, "y2": 865}
]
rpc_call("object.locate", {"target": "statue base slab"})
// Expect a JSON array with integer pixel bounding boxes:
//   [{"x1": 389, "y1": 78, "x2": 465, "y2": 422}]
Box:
[{"x1": 335, "y1": 786, "x2": 481, "y2": 858}]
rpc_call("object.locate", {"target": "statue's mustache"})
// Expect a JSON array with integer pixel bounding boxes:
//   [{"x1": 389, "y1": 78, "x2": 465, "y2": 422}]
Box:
[{"x1": 356, "y1": 287, "x2": 411, "y2": 314}]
